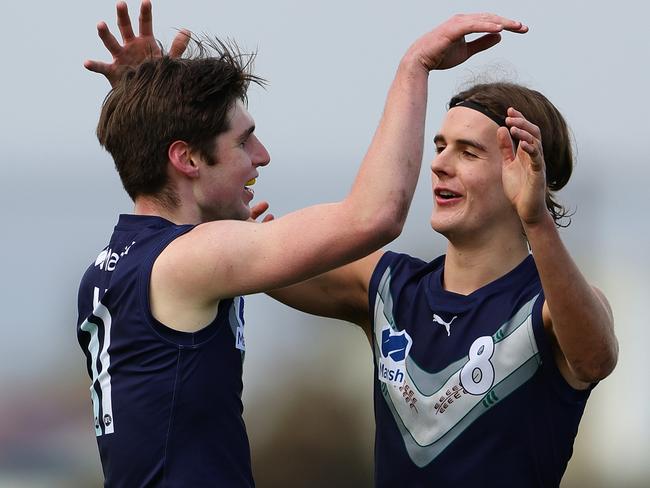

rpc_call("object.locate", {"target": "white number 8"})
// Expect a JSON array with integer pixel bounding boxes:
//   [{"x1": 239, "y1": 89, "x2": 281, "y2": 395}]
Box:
[{"x1": 460, "y1": 335, "x2": 495, "y2": 395}]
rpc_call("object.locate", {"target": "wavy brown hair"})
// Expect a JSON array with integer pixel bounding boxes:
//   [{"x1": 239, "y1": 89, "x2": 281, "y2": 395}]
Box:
[{"x1": 450, "y1": 82, "x2": 574, "y2": 227}]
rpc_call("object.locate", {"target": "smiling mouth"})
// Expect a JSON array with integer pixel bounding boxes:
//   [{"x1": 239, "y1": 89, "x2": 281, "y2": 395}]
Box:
[
  {"x1": 435, "y1": 189, "x2": 461, "y2": 200},
  {"x1": 244, "y1": 178, "x2": 256, "y2": 196}
]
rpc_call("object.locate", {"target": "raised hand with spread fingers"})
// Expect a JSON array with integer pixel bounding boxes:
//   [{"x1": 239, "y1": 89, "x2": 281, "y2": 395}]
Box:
[{"x1": 84, "y1": 0, "x2": 190, "y2": 86}]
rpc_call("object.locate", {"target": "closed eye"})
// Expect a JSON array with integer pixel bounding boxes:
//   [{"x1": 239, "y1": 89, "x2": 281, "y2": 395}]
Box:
[{"x1": 238, "y1": 126, "x2": 255, "y2": 148}]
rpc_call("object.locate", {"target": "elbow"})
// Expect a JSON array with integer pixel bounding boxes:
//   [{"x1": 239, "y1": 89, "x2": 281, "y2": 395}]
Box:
[
  {"x1": 354, "y1": 216, "x2": 402, "y2": 250},
  {"x1": 351, "y1": 205, "x2": 406, "y2": 245},
  {"x1": 381, "y1": 216, "x2": 405, "y2": 242},
  {"x1": 343, "y1": 178, "x2": 413, "y2": 242},
  {"x1": 341, "y1": 192, "x2": 409, "y2": 247},
  {"x1": 572, "y1": 342, "x2": 619, "y2": 383},
  {"x1": 371, "y1": 210, "x2": 405, "y2": 244},
  {"x1": 373, "y1": 198, "x2": 410, "y2": 241}
]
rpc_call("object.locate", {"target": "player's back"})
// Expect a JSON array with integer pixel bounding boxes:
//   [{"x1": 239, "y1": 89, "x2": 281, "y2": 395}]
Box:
[{"x1": 77, "y1": 214, "x2": 254, "y2": 487}]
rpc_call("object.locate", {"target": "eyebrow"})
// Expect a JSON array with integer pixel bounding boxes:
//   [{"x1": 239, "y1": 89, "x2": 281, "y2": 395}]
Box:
[
  {"x1": 238, "y1": 125, "x2": 255, "y2": 143},
  {"x1": 433, "y1": 134, "x2": 488, "y2": 152}
]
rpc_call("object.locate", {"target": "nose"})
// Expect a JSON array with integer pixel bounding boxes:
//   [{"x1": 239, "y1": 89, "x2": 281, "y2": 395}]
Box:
[
  {"x1": 251, "y1": 135, "x2": 270, "y2": 167},
  {"x1": 430, "y1": 149, "x2": 452, "y2": 179}
]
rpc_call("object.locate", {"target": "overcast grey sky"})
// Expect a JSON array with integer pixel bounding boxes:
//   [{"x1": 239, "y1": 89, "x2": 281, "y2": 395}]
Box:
[{"x1": 1, "y1": 0, "x2": 648, "y2": 486}]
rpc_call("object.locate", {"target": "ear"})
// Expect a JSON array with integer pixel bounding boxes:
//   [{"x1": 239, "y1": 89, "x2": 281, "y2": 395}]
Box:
[
  {"x1": 168, "y1": 140, "x2": 200, "y2": 178},
  {"x1": 496, "y1": 126, "x2": 515, "y2": 165}
]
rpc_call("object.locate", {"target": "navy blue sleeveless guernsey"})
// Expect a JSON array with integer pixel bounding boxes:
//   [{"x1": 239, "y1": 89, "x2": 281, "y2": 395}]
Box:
[
  {"x1": 369, "y1": 251, "x2": 591, "y2": 488},
  {"x1": 77, "y1": 215, "x2": 254, "y2": 487}
]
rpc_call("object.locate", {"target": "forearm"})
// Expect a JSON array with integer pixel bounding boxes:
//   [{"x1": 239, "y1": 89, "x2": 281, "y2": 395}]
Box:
[
  {"x1": 524, "y1": 216, "x2": 618, "y2": 381},
  {"x1": 344, "y1": 54, "x2": 429, "y2": 236}
]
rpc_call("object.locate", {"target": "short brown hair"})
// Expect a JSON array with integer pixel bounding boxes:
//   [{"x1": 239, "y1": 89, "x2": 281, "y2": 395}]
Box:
[
  {"x1": 97, "y1": 37, "x2": 265, "y2": 204},
  {"x1": 450, "y1": 82, "x2": 574, "y2": 227}
]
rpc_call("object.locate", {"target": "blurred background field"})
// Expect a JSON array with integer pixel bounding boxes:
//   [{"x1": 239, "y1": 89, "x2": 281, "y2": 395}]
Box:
[{"x1": 1, "y1": 0, "x2": 648, "y2": 486}]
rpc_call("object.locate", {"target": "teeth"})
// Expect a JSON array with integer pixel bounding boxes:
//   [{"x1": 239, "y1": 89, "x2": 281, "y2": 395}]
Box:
[{"x1": 245, "y1": 178, "x2": 256, "y2": 186}]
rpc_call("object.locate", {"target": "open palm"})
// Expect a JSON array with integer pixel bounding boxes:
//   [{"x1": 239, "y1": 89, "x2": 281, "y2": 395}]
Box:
[
  {"x1": 498, "y1": 108, "x2": 549, "y2": 225},
  {"x1": 412, "y1": 14, "x2": 527, "y2": 72}
]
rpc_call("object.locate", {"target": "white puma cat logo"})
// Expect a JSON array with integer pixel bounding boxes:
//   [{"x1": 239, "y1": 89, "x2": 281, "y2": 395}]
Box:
[{"x1": 432, "y1": 314, "x2": 457, "y2": 336}]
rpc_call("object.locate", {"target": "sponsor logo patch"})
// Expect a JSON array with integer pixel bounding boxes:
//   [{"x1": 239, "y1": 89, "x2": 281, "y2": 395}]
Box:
[{"x1": 378, "y1": 327, "x2": 412, "y2": 386}]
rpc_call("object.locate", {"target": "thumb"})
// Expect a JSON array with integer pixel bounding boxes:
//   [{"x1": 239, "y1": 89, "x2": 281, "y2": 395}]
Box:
[{"x1": 466, "y1": 33, "x2": 502, "y2": 59}]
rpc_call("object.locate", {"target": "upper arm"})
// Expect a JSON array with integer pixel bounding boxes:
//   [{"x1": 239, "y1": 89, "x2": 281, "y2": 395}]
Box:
[
  {"x1": 154, "y1": 202, "x2": 395, "y2": 307},
  {"x1": 268, "y1": 251, "x2": 384, "y2": 333}
]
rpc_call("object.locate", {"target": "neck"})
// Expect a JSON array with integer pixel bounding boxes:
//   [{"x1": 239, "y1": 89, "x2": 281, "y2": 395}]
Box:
[
  {"x1": 133, "y1": 194, "x2": 201, "y2": 226},
  {"x1": 442, "y1": 233, "x2": 529, "y2": 295}
]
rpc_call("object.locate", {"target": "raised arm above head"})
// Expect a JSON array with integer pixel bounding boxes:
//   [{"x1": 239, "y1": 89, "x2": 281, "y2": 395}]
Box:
[{"x1": 262, "y1": 15, "x2": 530, "y2": 329}]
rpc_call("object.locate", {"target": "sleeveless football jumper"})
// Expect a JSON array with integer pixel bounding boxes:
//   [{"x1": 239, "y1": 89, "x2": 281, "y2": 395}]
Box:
[
  {"x1": 77, "y1": 215, "x2": 253, "y2": 487},
  {"x1": 369, "y1": 251, "x2": 591, "y2": 488}
]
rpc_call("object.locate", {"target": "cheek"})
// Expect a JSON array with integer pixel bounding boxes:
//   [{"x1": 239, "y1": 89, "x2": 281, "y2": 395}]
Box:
[{"x1": 473, "y1": 166, "x2": 503, "y2": 191}]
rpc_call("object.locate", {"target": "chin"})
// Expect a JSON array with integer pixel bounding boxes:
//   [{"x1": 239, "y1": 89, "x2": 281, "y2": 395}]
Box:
[
  {"x1": 430, "y1": 213, "x2": 451, "y2": 233},
  {"x1": 236, "y1": 205, "x2": 252, "y2": 221}
]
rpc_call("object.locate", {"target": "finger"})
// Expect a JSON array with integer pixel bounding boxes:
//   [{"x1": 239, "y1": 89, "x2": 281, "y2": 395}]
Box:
[
  {"x1": 169, "y1": 29, "x2": 191, "y2": 58},
  {"x1": 262, "y1": 214, "x2": 275, "y2": 223},
  {"x1": 250, "y1": 201, "x2": 270, "y2": 220},
  {"x1": 497, "y1": 126, "x2": 516, "y2": 163},
  {"x1": 116, "y1": 1, "x2": 135, "y2": 42},
  {"x1": 507, "y1": 108, "x2": 541, "y2": 137},
  {"x1": 518, "y1": 141, "x2": 544, "y2": 171},
  {"x1": 97, "y1": 22, "x2": 123, "y2": 57},
  {"x1": 465, "y1": 33, "x2": 501, "y2": 58},
  {"x1": 84, "y1": 59, "x2": 112, "y2": 75},
  {"x1": 506, "y1": 121, "x2": 542, "y2": 144},
  {"x1": 139, "y1": 0, "x2": 154, "y2": 37},
  {"x1": 470, "y1": 13, "x2": 528, "y2": 33},
  {"x1": 450, "y1": 19, "x2": 504, "y2": 37},
  {"x1": 509, "y1": 126, "x2": 537, "y2": 146}
]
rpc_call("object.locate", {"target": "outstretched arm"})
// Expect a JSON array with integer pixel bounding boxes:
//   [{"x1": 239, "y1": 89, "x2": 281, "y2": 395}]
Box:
[
  {"x1": 263, "y1": 15, "x2": 530, "y2": 332},
  {"x1": 84, "y1": 0, "x2": 189, "y2": 86},
  {"x1": 499, "y1": 109, "x2": 618, "y2": 387}
]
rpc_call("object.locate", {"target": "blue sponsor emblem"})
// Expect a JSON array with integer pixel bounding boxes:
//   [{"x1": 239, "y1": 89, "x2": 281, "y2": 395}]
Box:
[
  {"x1": 379, "y1": 328, "x2": 412, "y2": 386},
  {"x1": 381, "y1": 328, "x2": 409, "y2": 361}
]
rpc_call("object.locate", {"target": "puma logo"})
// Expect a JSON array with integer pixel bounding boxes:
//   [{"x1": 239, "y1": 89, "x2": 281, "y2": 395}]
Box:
[{"x1": 432, "y1": 314, "x2": 457, "y2": 336}]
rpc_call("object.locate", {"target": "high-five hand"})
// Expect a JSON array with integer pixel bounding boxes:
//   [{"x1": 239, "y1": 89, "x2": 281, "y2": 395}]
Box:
[{"x1": 407, "y1": 13, "x2": 528, "y2": 72}]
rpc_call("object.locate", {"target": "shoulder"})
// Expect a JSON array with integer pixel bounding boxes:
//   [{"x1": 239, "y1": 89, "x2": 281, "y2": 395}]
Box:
[
  {"x1": 371, "y1": 251, "x2": 442, "y2": 289},
  {"x1": 369, "y1": 251, "x2": 442, "y2": 311}
]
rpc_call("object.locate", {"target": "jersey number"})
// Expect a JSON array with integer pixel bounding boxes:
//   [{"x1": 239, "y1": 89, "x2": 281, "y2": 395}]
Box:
[
  {"x1": 459, "y1": 335, "x2": 495, "y2": 395},
  {"x1": 80, "y1": 287, "x2": 115, "y2": 436}
]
